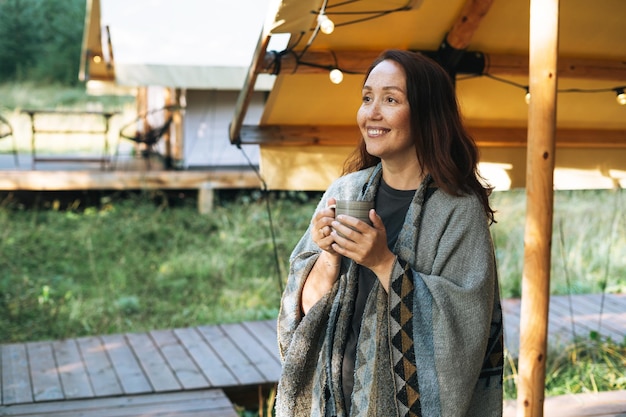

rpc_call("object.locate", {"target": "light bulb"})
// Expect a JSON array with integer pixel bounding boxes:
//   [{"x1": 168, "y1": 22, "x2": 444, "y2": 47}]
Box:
[
  {"x1": 318, "y1": 14, "x2": 335, "y2": 35},
  {"x1": 329, "y1": 68, "x2": 343, "y2": 84},
  {"x1": 616, "y1": 88, "x2": 626, "y2": 106},
  {"x1": 524, "y1": 88, "x2": 531, "y2": 104}
]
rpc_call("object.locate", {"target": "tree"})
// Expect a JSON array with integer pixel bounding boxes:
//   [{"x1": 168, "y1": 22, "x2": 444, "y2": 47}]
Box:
[
  {"x1": 0, "y1": 0, "x2": 86, "y2": 85},
  {"x1": 0, "y1": 0, "x2": 41, "y2": 82}
]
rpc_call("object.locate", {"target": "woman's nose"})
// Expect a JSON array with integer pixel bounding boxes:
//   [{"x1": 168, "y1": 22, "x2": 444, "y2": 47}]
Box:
[{"x1": 365, "y1": 101, "x2": 382, "y2": 119}]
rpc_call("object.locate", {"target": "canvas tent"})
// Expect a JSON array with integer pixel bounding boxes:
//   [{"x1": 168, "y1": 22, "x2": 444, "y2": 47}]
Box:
[
  {"x1": 229, "y1": 0, "x2": 625, "y2": 191},
  {"x1": 226, "y1": 0, "x2": 625, "y2": 416},
  {"x1": 81, "y1": 0, "x2": 625, "y2": 186},
  {"x1": 80, "y1": 0, "x2": 282, "y2": 169}
]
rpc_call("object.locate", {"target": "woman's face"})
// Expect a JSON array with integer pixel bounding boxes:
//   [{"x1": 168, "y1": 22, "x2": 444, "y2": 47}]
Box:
[{"x1": 357, "y1": 59, "x2": 414, "y2": 163}]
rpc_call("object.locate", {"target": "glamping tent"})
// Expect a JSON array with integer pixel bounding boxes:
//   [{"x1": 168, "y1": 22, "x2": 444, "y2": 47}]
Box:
[
  {"x1": 80, "y1": 0, "x2": 279, "y2": 169},
  {"x1": 230, "y1": 0, "x2": 625, "y2": 191},
  {"x1": 227, "y1": 0, "x2": 625, "y2": 416}
]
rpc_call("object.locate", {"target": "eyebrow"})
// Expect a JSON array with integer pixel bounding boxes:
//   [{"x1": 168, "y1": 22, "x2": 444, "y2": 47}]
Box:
[{"x1": 362, "y1": 85, "x2": 406, "y2": 94}]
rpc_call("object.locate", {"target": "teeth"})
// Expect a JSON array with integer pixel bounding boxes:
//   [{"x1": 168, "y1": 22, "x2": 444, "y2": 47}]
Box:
[{"x1": 368, "y1": 128, "x2": 388, "y2": 135}]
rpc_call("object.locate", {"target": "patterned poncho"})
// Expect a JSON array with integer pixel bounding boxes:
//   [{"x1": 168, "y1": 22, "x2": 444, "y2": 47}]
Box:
[{"x1": 277, "y1": 164, "x2": 503, "y2": 417}]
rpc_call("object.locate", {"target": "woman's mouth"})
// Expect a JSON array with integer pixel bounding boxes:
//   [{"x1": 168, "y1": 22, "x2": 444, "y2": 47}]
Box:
[{"x1": 367, "y1": 128, "x2": 390, "y2": 137}]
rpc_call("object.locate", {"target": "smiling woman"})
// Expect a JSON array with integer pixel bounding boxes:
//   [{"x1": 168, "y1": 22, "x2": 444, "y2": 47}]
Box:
[{"x1": 276, "y1": 49, "x2": 503, "y2": 417}]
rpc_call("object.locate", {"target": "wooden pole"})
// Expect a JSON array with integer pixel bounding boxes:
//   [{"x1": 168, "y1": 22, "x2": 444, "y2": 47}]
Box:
[
  {"x1": 517, "y1": 1, "x2": 559, "y2": 416},
  {"x1": 172, "y1": 88, "x2": 185, "y2": 164},
  {"x1": 446, "y1": 0, "x2": 494, "y2": 50}
]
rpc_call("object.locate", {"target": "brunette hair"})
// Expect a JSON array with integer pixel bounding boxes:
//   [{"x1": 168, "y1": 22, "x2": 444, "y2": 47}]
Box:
[{"x1": 342, "y1": 49, "x2": 495, "y2": 223}]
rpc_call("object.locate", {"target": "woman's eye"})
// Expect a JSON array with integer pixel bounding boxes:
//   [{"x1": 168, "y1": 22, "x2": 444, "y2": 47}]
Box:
[
  {"x1": 362, "y1": 95, "x2": 372, "y2": 102},
  {"x1": 386, "y1": 96, "x2": 397, "y2": 103}
]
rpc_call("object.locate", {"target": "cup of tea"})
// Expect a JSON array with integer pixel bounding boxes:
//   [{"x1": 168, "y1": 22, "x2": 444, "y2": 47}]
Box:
[{"x1": 332, "y1": 200, "x2": 374, "y2": 237}]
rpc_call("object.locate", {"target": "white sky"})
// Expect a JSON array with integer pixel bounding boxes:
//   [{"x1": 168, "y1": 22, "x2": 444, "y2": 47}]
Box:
[{"x1": 100, "y1": 0, "x2": 273, "y2": 67}]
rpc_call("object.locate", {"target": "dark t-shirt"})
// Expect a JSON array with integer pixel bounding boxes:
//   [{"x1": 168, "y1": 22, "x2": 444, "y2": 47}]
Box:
[{"x1": 341, "y1": 179, "x2": 417, "y2": 412}]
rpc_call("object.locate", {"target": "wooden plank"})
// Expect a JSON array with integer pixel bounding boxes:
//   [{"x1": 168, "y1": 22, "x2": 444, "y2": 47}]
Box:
[
  {"x1": 0, "y1": 389, "x2": 238, "y2": 417},
  {"x1": 550, "y1": 296, "x2": 621, "y2": 341},
  {"x1": 125, "y1": 332, "x2": 181, "y2": 392},
  {"x1": 26, "y1": 342, "x2": 64, "y2": 402},
  {"x1": 124, "y1": 332, "x2": 181, "y2": 392},
  {"x1": 229, "y1": 27, "x2": 270, "y2": 145},
  {"x1": 1, "y1": 344, "x2": 32, "y2": 405},
  {"x1": 549, "y1": 296, "x2": 602, "y2": 344},
  {"x1": 238, "y1": 124, "x2": 626, "y2": 148},
  {"x1": 150, "y1": 329, "x2": 209, "y2": 390},
  {"x1": 264, "y1": 50, "x2": 626, "y2": 82},
  {"x1": 174, "y1": 327, "x2": 237, "y2": 387},
  {"x1": 219, "y1": 322, "x2": 281, "y2": 382},
  {"x1": 75, "y1": 336, "x2": 123, "y2": 397},
  {"x1": 197, "y1": 324, "x2": 265, "y2": 386},
  {"x1": 241, "y1": 319, "x2": 280, "y2": 360},
  {"x1": 502, "y1": 296, "x2": 584, "y2": 358},
  {"x1": 446, "y1": 0, "x2": 494, "y2": 50},
  {"x1": 561, "y1": 295, "x2": 626, "y2": 337},
  {"x1": 0, "y1": 169, "x2": 261, "y2": 191},
  {"x1": 573, "y1": 294, "x2": 625, "y2": 315},
  {"x1": 99, "y1": 334, "x2": 152, "y2": 395},
  {"x1": 504, "y1": 390, "x2": 626, "y2": 417},
  {"x1": 503, "y1": 294, "x2": 626, "y2": 358},
  {"x1": 51, "y1": 339, "x2": 94, "y2": 399},
  {"x1": 591, "y1": 294, "x2": 626, "y2": 313}
]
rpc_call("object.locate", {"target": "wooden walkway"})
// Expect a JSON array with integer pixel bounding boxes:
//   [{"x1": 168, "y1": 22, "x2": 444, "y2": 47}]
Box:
[
  {"x1": 503, "y1": 293, "x2": 626, "y2": 357},
  {"x1": 1, "y1": 320, "x2": 279, "y2": 416},
  {"x1": 0, "y1": 294, "x2": 625, "y2": 416}
]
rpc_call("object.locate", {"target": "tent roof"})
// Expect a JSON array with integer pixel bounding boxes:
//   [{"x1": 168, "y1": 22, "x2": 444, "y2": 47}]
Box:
[
  {"x1": 235, "y1": 0, "x2": 626, "y2": 133},
  {"x1": 230, "y1": 0, "x2": 626, "y2": 182},
  {"x1": 80, "y1": 0, "x2": 278, "y2": 90}
]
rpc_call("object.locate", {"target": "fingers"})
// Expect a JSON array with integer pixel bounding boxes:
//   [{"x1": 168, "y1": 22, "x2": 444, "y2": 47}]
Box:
[
  {"x1": 332, "y1": 215, "x2": 368, "y2": 237},
  {"x1": 318, "y1": 225, "x2": 332, "y2": 238},
  {"x1": 312, "y1": 199, "x2": 338, "y2": 244},
  {"x1": 369, "y1": 209, "x2": 383, "y2": 229},
  {"x1": 312, "y1": 209, "x2": 337, "y2": 253},
  {"x1": 330, "y1": 212, "x2": 388, "y2": 266}
]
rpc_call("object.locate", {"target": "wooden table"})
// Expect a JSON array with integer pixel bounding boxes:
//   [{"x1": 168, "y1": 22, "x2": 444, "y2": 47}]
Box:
[{"x1": 21, "y1": 109, "x2": 119, "y2": 170}]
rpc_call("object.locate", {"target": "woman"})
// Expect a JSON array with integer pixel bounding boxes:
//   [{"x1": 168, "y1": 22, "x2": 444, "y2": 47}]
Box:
[{"x1": 276, "y1": 49, "x2": 503, "y2": 417}]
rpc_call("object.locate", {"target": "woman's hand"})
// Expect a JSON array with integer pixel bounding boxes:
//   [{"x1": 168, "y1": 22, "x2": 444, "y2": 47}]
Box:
[
  {"x1": 311, "y1": 198, "x2": 339, "y2": 255},
  {"x1": 302, "y1": 198, "x2": 342, "y2": 314},
  {"x1": 330, "y1": 209, "x2": 396, "y2": 292}
]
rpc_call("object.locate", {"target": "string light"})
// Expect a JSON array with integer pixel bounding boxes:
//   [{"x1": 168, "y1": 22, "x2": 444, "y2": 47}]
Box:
[
  {"x1": 329, "y1": 68, "x2": 344, "y2": 84},
  {"x1": 615, "y1": 88, "x2": 626, "y2": 105},
  {"x1": 482, "y1": 74, "x2": 625, "y2": 106},
  {"x1": 281, "y1": 0, "x2": 625, "y2": 95},
  {"x1": 317, "y1": 14, "x2": 335, "y2": 34},
  {"x1": 275, "y1": 52, "x2": 626, "y2": 96}
]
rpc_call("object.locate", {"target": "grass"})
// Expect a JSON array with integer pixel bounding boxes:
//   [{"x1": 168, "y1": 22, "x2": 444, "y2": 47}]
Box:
[
  {"x1": 504, "y1": 336, "x2": 626, "y2": 399},
  {"x1": 0, "y1": 189, "x2": 314, "y2": 342},
  {"x1": 491, "y1": 188, "x2": 626, "y2": 298},
  {"x1": 2, "y1": 188, "x2": 623, "y2": 343}
]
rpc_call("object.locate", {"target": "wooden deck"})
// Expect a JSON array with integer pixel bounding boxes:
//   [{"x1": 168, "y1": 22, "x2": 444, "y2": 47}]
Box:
[
  {"x1": 503, "y1": 293, "x2": 626, "y2": 357},
  {"x1": 1, "y1": 320, "x2": 279, "y2": 416},
  {"x1": 1, "y1": 294, "x2": 625, "y2": 416},
  {"x1": 0, "y1": 168, "x2": 261, "y2": 191}
]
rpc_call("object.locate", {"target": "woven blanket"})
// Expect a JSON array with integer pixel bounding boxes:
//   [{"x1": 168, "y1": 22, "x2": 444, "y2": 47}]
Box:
[{"x1": 277, "y1": 164, "x2": 503, "y2": 416}]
